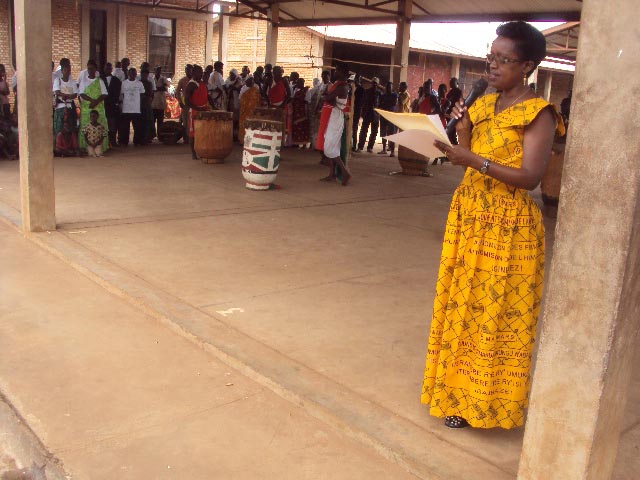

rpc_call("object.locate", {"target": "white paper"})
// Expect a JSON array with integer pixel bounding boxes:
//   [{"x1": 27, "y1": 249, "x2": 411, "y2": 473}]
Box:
[{"x1": 374, "y1": 110, "x2": 451, "y2": 159}]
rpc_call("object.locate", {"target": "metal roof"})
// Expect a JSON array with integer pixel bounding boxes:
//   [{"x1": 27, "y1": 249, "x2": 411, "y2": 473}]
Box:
[
  {"x1": 541, "y1": 21, "x2": 580, "y2": 60},
  {"x1": 104, "y1": 1, "x2": 582, "y2": 26}
]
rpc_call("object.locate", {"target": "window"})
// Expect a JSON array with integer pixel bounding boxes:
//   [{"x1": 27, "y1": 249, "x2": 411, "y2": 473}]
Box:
[{"x1": 148, "y1": 18, "x2": 176, "y2": 77}]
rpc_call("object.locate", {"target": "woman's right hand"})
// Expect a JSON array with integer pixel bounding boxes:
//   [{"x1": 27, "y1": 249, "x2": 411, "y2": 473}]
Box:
[{"x1": 451, "y1": 100, "x2": 471, "y2": 133}]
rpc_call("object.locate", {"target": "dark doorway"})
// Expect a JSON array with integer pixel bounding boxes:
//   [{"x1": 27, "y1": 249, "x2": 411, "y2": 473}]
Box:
[{"x1": 89, "y1": 9, "x2": 107, "y2": 71}]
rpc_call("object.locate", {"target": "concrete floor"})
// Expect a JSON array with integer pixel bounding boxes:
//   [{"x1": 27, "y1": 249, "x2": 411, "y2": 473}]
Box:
[{"x1": 0, "y1": 143, "x2": 637, "y2": 479}]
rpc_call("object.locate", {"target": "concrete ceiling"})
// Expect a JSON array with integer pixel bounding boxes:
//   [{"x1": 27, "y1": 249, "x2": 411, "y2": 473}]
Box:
[{"x1": 107, "y1": 0, "x2": 582, "y2": 26}]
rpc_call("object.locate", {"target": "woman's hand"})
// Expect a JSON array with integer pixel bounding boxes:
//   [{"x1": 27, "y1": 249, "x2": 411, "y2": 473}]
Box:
[
  {"x1": 433, "y1": 140, "x2": 478, "y2": 168},
  {"x1": 450, "y1": 100, "x2": 471, "y2": 134}
]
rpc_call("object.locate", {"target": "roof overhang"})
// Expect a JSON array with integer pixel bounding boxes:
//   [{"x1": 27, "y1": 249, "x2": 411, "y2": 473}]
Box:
[{"x1": 101, "y1": 1, "x2": 582, "y2": 26}]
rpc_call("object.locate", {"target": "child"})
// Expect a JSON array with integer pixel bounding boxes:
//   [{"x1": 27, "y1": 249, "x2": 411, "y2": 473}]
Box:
[
  {"x1": 81, "y1": 109, "x2": 107, "y2": 157},
  {"x1": 54, "y1": 123, "x2": 79, "y2": 157}
]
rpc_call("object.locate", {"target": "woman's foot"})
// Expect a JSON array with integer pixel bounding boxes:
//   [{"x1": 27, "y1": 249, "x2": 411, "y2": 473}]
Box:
[
  {"x1": 444, "y1": 416, "x2": 469, "y2": 429},
  {"x1": 320, "y1": 175, "x2": 336, "y2": 182}
]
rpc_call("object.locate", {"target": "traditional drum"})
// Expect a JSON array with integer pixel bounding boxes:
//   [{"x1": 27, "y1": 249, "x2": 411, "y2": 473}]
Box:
[
  {"x1": 157, "y1": 120, "x2": 183, "y2": 145},
  {"x1": 242, "y1": 119, "x2": 283, "y2": 190},
  {"x1": 397, "y1": 145, "x2": 431, "y2": 176},
  {"x1": 541, "y1": 140, "x2": 566, "y2": 206},
  {"x1": 252, "y1": 107, "x2": 285, "y2": 123},
  {"x1": 193, "y1": 110, "x2": 233, "y2": 164}
]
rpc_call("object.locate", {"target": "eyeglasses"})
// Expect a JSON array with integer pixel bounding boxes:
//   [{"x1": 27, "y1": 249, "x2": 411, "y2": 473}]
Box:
[{"x1": 486, "y1": 53, "x2": 522, "y2": 66}]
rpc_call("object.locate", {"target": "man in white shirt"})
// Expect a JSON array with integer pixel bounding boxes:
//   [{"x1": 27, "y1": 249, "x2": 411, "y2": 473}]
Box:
[
  {"x1": 207, "y1": 61, "x2": 225, "y2": 110},
  {"x1": 118, "y1": 68, "x2": 146, "y2": 146},
  {"x1": 113, "y1": 57, "x2": 129, "y2": 82}
]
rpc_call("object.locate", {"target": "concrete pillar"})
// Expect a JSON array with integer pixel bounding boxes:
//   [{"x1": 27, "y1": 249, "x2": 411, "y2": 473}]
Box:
[
  {"x1": 265, "y1": 5, "x2": 279, "y2": 65},
  {"x1": 106, "y1": 5, "x2": 117, "y2": 65},
  {"x1": 391, "y1": 0, "x2": 412, "y2": 87},
  {"x1": 217, "y1": 11, "x2": 229, "y2": 64},
  {"x1": 206, "y1": 18, "x2": 214, "y2": 65},
  {"x1": 518, "y1": 1, "x2": 640, "y2": 479},
  {"x1": 543, "y1": 71, "x2": 553, "y2": 101},
  {"x1": 117, "y1": 4, "x2": 127, "y2": 60},
  {"x1": 450, "y1": 57, "x2": 460, "y2": 80},
  {"x1": 15, "y1": 0, "x2": 56, "y2": 231}
]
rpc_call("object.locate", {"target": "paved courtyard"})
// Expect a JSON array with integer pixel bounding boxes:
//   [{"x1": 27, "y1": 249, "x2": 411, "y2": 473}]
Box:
[{"x1": 0, "y1": 142, "x2": 637, "y2": 479}]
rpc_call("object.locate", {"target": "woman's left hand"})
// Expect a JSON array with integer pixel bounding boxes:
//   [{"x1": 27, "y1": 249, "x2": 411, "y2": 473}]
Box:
[{"x1": 433, "y1": 140, "x2": 475, "y2": 167}]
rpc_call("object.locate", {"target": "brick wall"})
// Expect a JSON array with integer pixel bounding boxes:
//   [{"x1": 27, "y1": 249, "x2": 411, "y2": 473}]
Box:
[
  {"x1": 126, "y1": 12, "x2": 148, "y2": 70},
  {"x1": 0, "y1": 0, "x2": 13, "y2": 99},
  {"x1": 407, "y1": 54, "x2": 451, "y2": 101},
  {"x1": 175, "y1": 18, "x2": 207, "y2": 79},
  {"x1": 52, "y1": 0, "x2": 81, "y2": 71},
  {"x1": 215, "y1": 17, "x2": 320, "y2": 84}
]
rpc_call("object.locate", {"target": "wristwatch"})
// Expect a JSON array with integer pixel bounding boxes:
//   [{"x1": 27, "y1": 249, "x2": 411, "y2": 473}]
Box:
[{"x1": 479, "y1": 160, "x2": 490, "y2": 174}]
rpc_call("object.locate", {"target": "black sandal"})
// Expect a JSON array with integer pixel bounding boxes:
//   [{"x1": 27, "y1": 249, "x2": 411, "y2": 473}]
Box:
[{"x1": 444, "y1": 416, "x2": 470, "y2": 429}]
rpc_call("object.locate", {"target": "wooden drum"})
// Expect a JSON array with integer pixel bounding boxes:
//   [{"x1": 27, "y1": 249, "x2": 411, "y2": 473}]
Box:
[
  {"x1": 541, "y1": 141, "x2": 565, "y2": 206},
  {"x1": 242, "y1": 119, "x2": 283, "y2": 190},
  {"x1": 397, "y1": 145, "x2": 430, "y2": 176},
  {"x1": 194, "y1": 110, "x2": 233, "y2": 164},
  {"x1": 252, "y1": 107, "x2": 286, "y2": 123}
]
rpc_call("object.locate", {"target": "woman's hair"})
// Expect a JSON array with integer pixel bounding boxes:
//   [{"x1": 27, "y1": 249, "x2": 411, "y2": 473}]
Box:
[{"x1": 496, "y1": 21, "x2": 547, "y2": 77}]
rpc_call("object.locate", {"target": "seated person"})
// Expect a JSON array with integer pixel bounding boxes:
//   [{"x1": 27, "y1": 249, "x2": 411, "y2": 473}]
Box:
[
  {"x1": 54, "y1": 123, "x2": 79, "y2": 157},
  {"x1": 81, "y1": 109, "x2": 107, "y2": 157}
]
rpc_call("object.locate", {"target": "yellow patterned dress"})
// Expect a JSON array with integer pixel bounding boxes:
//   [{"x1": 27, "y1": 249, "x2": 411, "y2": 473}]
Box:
[{"x1": 421, "y1": 93, "x2": 564, "y2": 429}]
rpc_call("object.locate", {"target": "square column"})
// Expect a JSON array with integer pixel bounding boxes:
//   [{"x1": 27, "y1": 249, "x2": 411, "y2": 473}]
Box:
[
  {"x1": 518, "y1": 0, "x2": 640, "y2": 478},
  {"x1": 265, "y1": 5, "x2": 279, "y2": 66},
  {"x1": 543, "y1": 71, "x2": 553, "y2": 101},
  {"x1": 15, "y1": 0, "x2": 56, "y2": 232},
  {"x1": 391, "y1": 0, "x2": 412, "y2": 87},
  {"x1": 206, "y1": 18, "x2": 214, "y2": 65}
]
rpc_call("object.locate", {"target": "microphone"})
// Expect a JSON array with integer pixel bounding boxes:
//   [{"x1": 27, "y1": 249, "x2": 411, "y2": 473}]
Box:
[{"x1": 445, "y1": 77, "x2": 488, "y2": 136}]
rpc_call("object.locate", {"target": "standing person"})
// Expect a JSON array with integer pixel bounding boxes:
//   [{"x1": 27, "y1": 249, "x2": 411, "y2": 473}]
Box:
[
  {"x1": 437, "y1": 83, "x2": 448, "y2": 124},
  {"x1": 311, "y1": 70, "x2": 331, "y2": 148},
  {"x1": 184, "y1": 65, "x2": 211, "y2": 160},
  {"x1": 101, "y1": 62, "x2": 121, "y2": 148},
  {"x1": 350, "y1": 75, "x2": 364, "y2": 152},
  {"x1": 208, "y1": 61, "x2": 225, "y2": 110},
  {"x1": 139, "y1": 68, "x2": 155, "y2": 143},
  {"x1": 397, "y1": 81, "x2": 411, "y2": 113},
  {"x1": 78, "y1": 59, "x2": 108, "y2": 154},
  {"x1": 316, "y1": 62, "x2": 351, "y2": 185},
  {"x1": 411, "y1": 86, "x2": 423, "y2": 113},
  {"x1": 0, "y1": 65, "x2": 13, "y2": 120},
  {"x1": 238, "y1": 75, "x2": 261, "y2": 142},
  {"x1": 176, "y1": 64, "x2": 193, "y2": 142},
  {"x1": 52, "y1": 62, "x2": 78, "y2": 146},
  {"x1": 225, "y1": 68, "x2": 243, "y2": 138},
  {"x1": 422, "y1": 21, "x2": 565, "y2": 430},
  {"x1": 81, "y1": 110, "x2": 108, "y2": 157},
  {"x1": 417, "y1": 79, "x2": 441, "y2": 116},
  {"x1": 240, "y1": 65, "x2": 251, "y2": 84},
  {"x1": 445, "y1": 77, "x2": 464, "y2": 145},
  {"x1": 266, "y1": 65, "x2": 290, "y2": 109},
  {"x1": 253, "y1": 65, "x2": 264, "y2": 88},
  {"x1": 118, "y1": 67, "x2": 145, "y2": 146},
  {"x1": 291, "y1": 78, "x2": 309, "y2": 146},
  {"x1": 113, "y1": 58, "x2": 129, "y2": 82},
  {"x1": 377, "y1": 81, "x2": 398, "y2": 156},
  {"x1": 203, "y1": 65, "x2": 213, "y2": 86},
  {"x1": 560, "y1": 89, "x2": 572, "y2": 127},
  {"x1": 357, "y1": 77, "x2": 381, "y2": 153},
  {"x1": 151, "y1": 66, "x2": 169, "y2": 137}
]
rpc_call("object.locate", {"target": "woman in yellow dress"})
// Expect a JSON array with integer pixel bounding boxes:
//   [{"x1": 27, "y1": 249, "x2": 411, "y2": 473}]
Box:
[{"x1": 422, "y1": 21, "x2": 565, "y2": 429}]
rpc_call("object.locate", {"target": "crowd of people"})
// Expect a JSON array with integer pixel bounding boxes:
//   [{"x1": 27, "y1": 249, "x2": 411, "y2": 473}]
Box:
[{"x1": 1, "y1": 52, "x2": 474, "y2": 169}]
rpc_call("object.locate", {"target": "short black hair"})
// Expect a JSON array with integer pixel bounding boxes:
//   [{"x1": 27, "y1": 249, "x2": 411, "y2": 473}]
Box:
[
  {"x1": 214, "y1": 61, "x2": 223, "y2": 69},
  {"x1": 335, "y1": 62, "x2": 349, "y2": 76},
  {"x1": 60, "y1": 57, "x2": 70, "y2": 67},
  {"x1": 496, "y1": 21, "x2": 546, "y2": 76},
  {"x1": 90, "y1": 109, "x2": 99, "y2": 116},
  {"x1": 87, "y1": 59, "x2": 97, "y2": 67}
]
